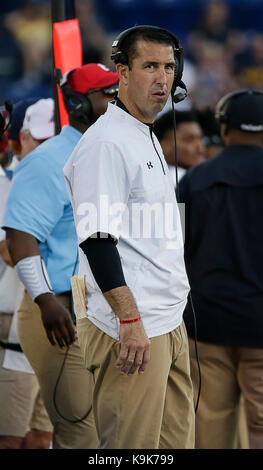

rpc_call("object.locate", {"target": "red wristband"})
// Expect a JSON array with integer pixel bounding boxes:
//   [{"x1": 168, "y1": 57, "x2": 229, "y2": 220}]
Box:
[{"x1": 119, "y1": 315, "x2": 141, "y2": 324}]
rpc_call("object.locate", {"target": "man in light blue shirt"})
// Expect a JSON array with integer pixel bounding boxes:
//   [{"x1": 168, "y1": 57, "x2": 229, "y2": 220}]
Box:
[
  {"x1": 3, "y1": 63, "x2": 119, "y2": 449},
  {"x1": 4, "y1": 124, "x2": 80, "y2": 294}
]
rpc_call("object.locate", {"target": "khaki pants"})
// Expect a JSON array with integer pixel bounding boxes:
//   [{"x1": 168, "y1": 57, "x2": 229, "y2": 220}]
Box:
[
  {"x1": 77, "y1": 317, "x2": 195, "y2": 449},
  {"x1": 17, "y1": 292, "x2": 98, "y2": 449},
  {"x1": 0, "y1": 312, "x2": 52, "y2": 437},
  {"x1": 189, "y1": 338, "x2": 263, "y2": 449}
]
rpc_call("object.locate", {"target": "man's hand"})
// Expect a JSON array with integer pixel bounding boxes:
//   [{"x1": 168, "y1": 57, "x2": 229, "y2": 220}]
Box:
[
  {"x1": 103, "y1": 285, "x2": 150, "y2": 376},
  {"x1": 116, "y1": 320, "x2": 150, "y2": 376},
  {"x1": 35, "y1": 293, "x2": 76, "y2": 348},
  {"x1": 0, "y1": 240, "x2": 14, "y2": 267},
  {"x1": 5, "y1": 229, "x2": 76, "y2": 348}
]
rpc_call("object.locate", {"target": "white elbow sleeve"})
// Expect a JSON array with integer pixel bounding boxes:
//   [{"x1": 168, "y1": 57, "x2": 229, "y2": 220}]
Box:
[{"x1": 15, "y1": 255, "x2": 53, "y2": 301}]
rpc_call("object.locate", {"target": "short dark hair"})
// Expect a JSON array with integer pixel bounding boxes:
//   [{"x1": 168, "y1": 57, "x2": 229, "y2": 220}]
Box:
[
  {"x1": 121, "y1": 28, "x2": 175, "y2": 69},
  {"x1": 154, "y1": 109, "x2": 199, "y2": 140}
]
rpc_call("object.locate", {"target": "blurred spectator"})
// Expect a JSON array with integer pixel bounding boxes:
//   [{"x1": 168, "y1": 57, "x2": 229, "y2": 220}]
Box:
[
  {"x1": 75, "y1": 0, "x2": 113, "y2": 68},
  {"x1": 234, "y1": 33, "x2": 263, "y2": 90},
  {"x1": 1, "y1": 0, "x2": 263, "y2": 106},
  {"x1": 190, "y1": 40, "x2": 239, "y2": 108},
  {"x1": 0, "y1": 18, "x2": 24, "y2": 103},
  {"x1": 191, "y1": 0, "x2": 231, "y2": 44},
  {"x1": 187, "y1": 0, "x2": 244, "y2": 107},
  {"x1": 188, "y1": 0, "x2": 247, "y2": 59},
  {"x1": 154, "y1": 109, "x2": 206, "y2": 185},
  {"x1": 4, "y1": 2, "x2": 52, "y2": 102},
  {"x1": 5, "y1": 2, "x2": 51, "y2": 76},
  {"x1": 196, "y1": 107, "x2": 223, "y2": 158}
]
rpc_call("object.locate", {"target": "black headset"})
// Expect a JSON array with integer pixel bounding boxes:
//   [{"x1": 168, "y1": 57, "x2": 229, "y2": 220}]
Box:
[
  {"x1": 215, "y1": 89, "x2": 263, "y2": 130},
  {"x1": 111, "y1": 25, "x2": 187, "y2": 104},
  {"x1": 56, "y1": 68, "x2": 93, "y2": 125}
]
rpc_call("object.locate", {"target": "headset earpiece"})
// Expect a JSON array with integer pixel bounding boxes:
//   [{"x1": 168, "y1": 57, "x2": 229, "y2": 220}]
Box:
[
  {"x1": 111, "y1": 51, "x2": 128, "y2": 66},
  {"x1": 65, "y1": 89, "x2": 91, "y2": 121},
  {"x1": 56, "y1": 68, "x2": 92, "y2": 124}
]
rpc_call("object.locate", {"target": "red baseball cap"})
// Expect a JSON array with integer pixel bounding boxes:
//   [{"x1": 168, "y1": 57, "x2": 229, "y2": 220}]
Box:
[{"x1": 68, "y1": 63, "x2": 119, "y2": 95}]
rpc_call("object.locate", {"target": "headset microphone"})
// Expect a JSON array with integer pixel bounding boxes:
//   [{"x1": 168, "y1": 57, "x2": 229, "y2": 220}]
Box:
[{"x1": 173, "y1": 80, "x2": 188, "y2": 104}]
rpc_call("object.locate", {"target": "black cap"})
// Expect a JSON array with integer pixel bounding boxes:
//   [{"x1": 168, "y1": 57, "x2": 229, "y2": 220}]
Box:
[{"x1": 215, "y1": 89, "x2": 263, "y2": 132}]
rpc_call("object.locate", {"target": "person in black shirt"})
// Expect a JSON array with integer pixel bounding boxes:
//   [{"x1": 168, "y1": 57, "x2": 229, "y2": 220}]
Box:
[{"x1": 179, "y1": 89, "x2": 263, "y2": 449}]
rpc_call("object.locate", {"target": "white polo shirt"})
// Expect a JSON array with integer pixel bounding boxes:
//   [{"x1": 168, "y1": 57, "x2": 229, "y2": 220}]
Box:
[{"x1": 64, "y1": 102, "x2": 190, "y2": 340}]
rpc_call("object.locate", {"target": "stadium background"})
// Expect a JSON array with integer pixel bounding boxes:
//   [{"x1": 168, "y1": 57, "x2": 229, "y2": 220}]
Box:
[{"x1": 0, "y1": 0, "x2": 262, "y2": 119}]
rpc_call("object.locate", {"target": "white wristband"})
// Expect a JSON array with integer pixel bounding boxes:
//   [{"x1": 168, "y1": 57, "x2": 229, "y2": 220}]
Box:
[{"x1": 15, "y1": 255, "x2": 53, "y2": 301}]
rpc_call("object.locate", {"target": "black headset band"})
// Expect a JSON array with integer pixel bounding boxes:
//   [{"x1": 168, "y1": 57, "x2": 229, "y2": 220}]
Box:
[
  {"x1": 111, "y1": 25, "x2": 182, "y2": 66},
  {"x1": 111, "y1": 25, "x2": 180, "y2": 54}
]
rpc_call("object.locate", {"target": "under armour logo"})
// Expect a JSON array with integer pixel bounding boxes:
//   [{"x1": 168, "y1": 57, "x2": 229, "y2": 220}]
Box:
[{"x1": 147, "y1": 161, "x2": 153, "y2": 169}]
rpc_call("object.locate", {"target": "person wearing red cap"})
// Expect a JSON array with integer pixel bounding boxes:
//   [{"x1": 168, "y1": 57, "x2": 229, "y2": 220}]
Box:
[
  {"x1": 67, "y1": 62, "x2": 119, "y2": 96},
  {"x1": 60, "y1": 63, "x2": 119, "y2": 132},
  {"x1": 4, "y1": 63, "x2": 118, "y2": 449}
]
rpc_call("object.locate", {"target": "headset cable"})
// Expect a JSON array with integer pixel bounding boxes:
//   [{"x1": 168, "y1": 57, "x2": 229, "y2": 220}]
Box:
[{"x1": 171, "y1": 95, "x2": 201, "y2": 414}]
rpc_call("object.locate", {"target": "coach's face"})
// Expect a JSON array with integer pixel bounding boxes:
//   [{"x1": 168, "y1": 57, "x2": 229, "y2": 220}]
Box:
[{"x1": 117, "y1": 39, "x2": 175, "y2": 123}]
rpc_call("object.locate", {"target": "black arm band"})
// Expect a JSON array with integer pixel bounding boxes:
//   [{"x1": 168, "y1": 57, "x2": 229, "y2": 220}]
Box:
[{"x1": 79, "y1": 234, "x2": 127, "y2": 293}]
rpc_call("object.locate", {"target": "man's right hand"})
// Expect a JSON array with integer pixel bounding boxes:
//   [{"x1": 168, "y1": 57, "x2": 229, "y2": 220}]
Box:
[
  {"x1": 5, "y1": 229, "x2": 76, "y2": 348},
  {"x1": 35, "y1": 293, "x2": 76, "y2": 348},
  {"x1": 116, "y1": 320, "x2": 151, "y2": 376},
  {"x1": 103, "y1": 285, "x2": 151, "y2": 376}
]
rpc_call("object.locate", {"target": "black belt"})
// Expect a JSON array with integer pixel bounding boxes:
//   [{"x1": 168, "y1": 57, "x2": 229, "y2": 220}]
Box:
[{"x1": 0, "y1": 340, "x2": 23, "y2": 353}]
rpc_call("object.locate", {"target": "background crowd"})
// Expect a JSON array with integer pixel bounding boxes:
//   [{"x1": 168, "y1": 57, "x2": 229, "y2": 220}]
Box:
[{"x1": 0, "y1": 0, "x2": 263, "y2": 114}]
